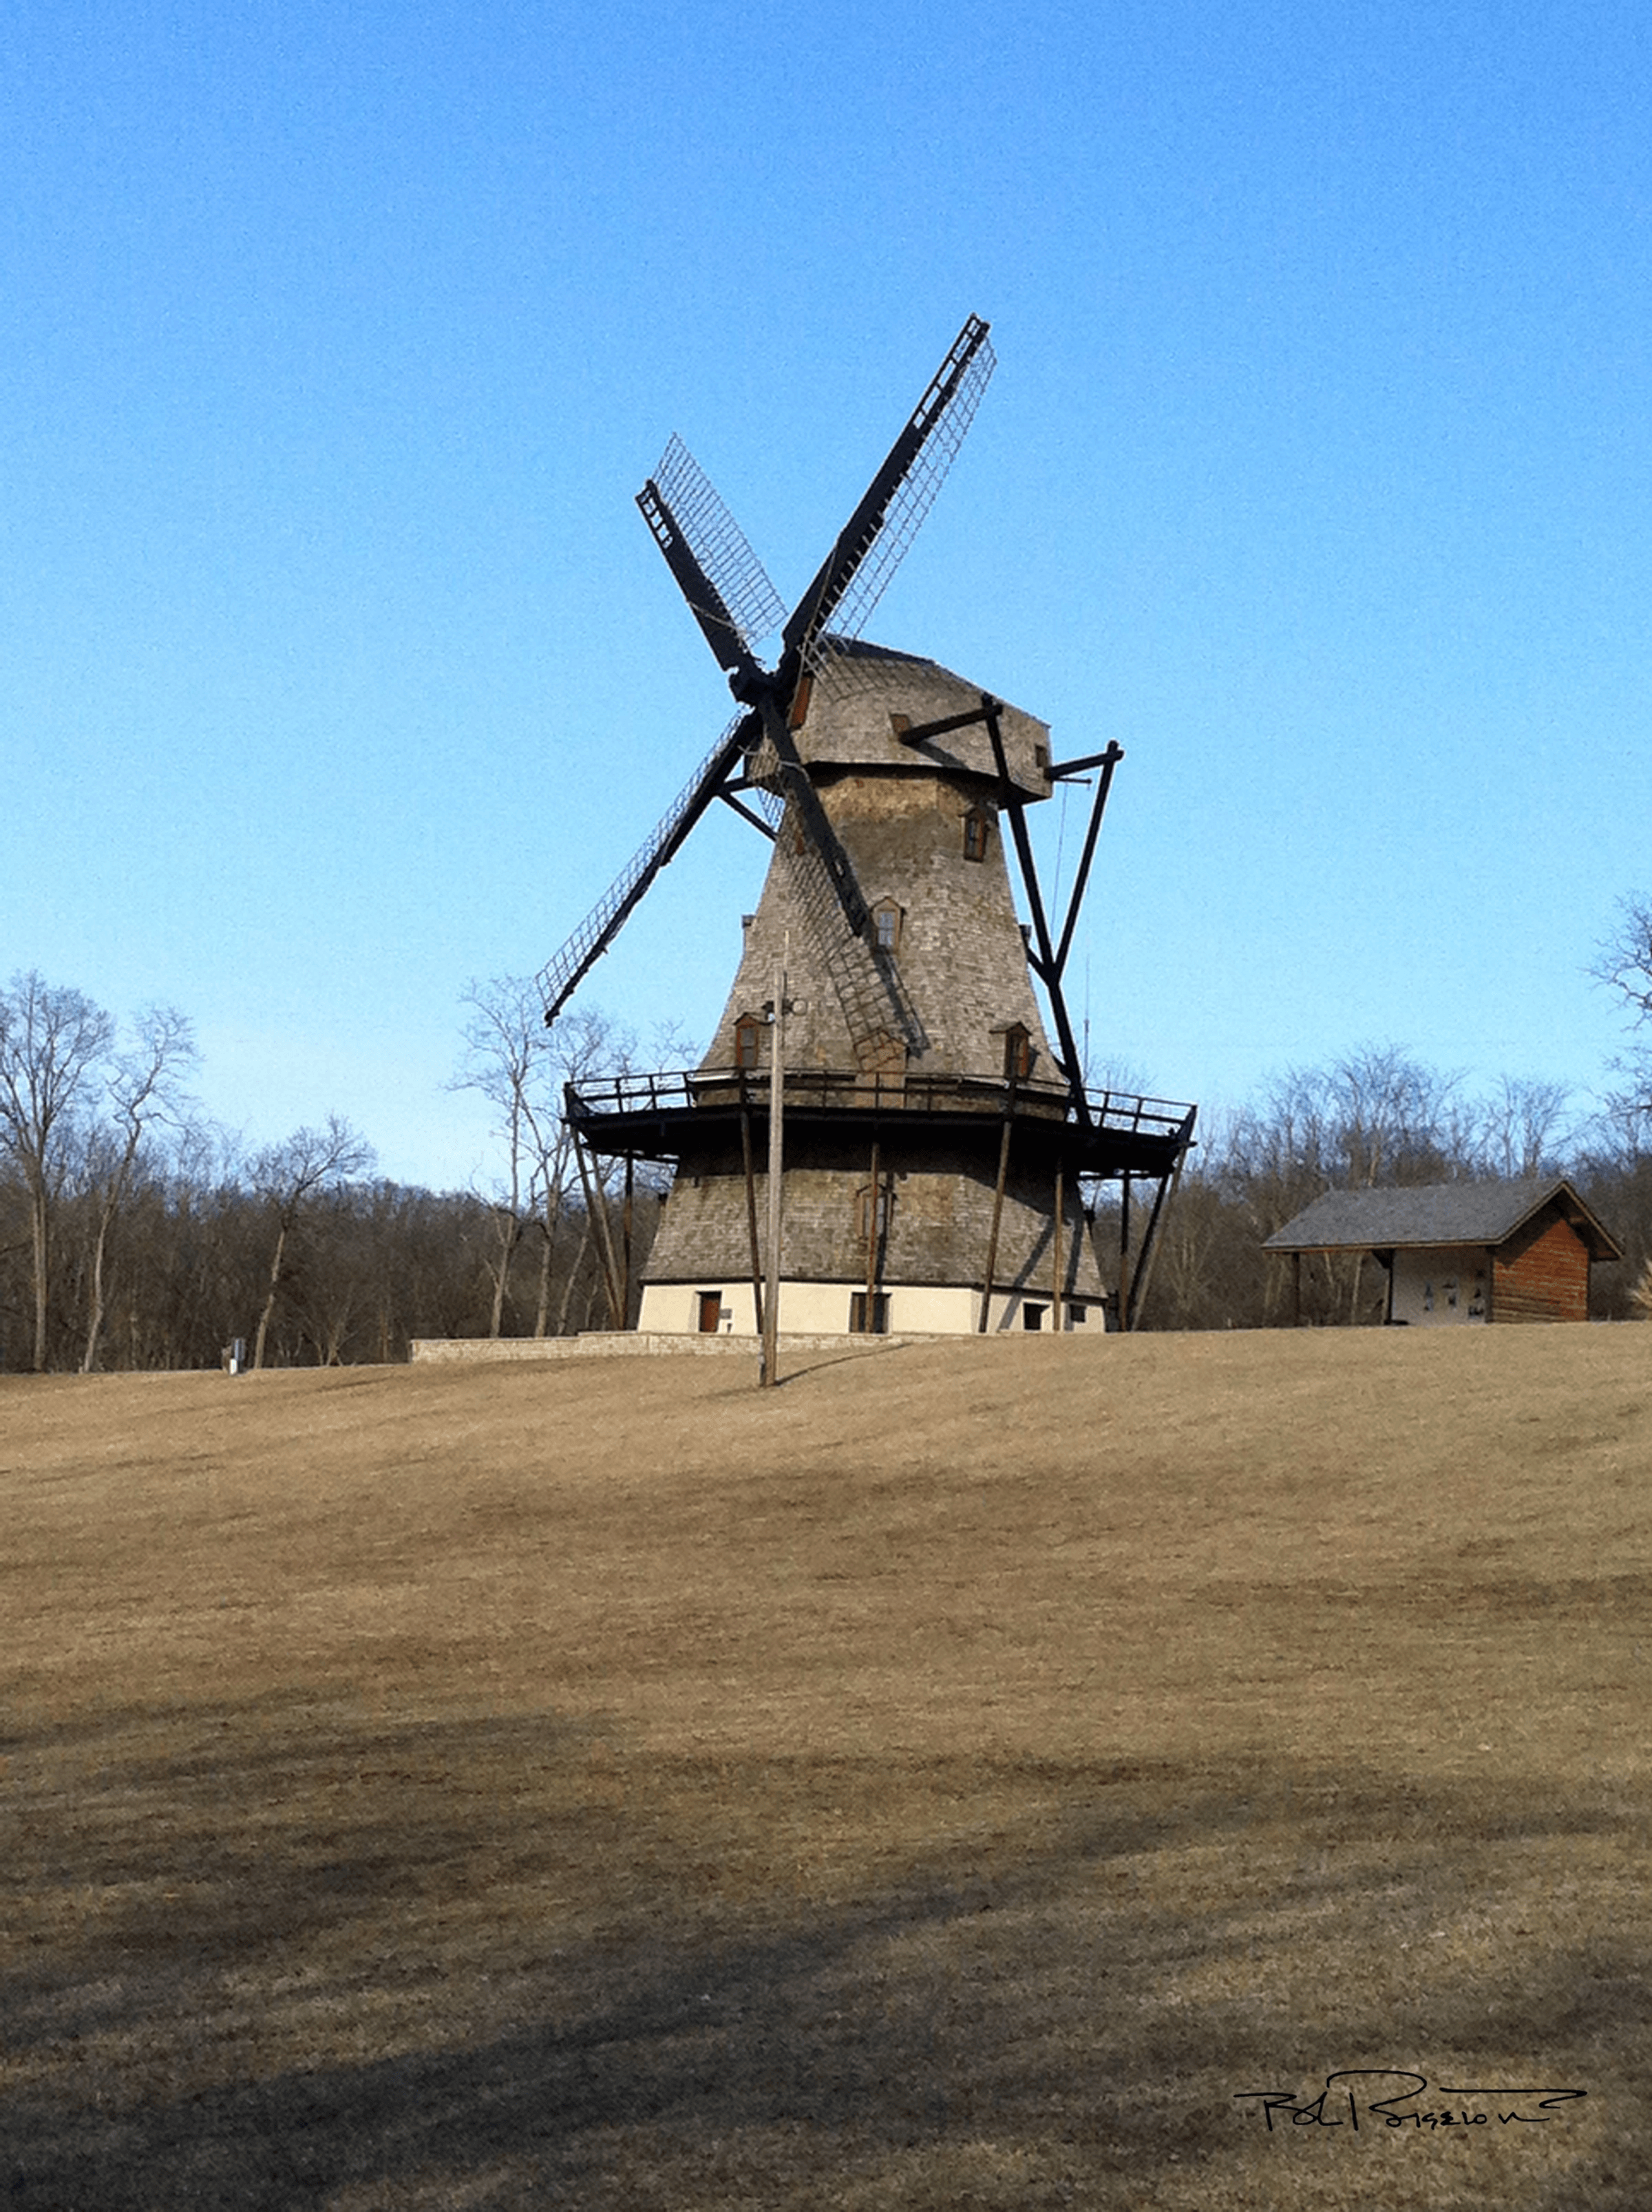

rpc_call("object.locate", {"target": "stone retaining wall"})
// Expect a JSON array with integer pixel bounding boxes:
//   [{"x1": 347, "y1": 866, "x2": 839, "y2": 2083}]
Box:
[{"x1": 408, "y1": 1332, "x2": 947, "y2": 1363}]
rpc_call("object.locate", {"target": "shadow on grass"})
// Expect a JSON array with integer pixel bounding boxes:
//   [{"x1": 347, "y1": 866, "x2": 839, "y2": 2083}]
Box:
[{"x1": 5, "y1": 1701, "x2": 1647, "y2": 2210}]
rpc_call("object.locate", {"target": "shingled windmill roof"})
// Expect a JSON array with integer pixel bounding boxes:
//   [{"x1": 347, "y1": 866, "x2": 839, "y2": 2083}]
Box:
[
  {"x1": 1262, "y1": 1178, "x2": 1622, "y2": 1262},
  {"x1": 788, "y1": 638, "x2": 1052, "y2": 797}
]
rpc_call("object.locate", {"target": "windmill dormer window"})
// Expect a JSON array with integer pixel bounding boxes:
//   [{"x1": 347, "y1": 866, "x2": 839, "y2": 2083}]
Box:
[
  {"x1": 734, "y1": 1014, "x2": 763, "y2": 1070},
  {"x1": 871, "y1": 900, "x2": 904, "y2": 955},
  {"x1": 963, "y1": 807, "x2": 991, "y2": 861},
  {"x1": 1002, "y1": 1023, "x2": 1032, "y2": 1080}
]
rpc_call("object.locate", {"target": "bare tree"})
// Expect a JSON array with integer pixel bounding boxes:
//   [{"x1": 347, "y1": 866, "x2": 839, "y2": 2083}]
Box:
[
  {"x1": 1593, "y1": 895, "x2": 1652, "y2": 1124},
  {"x1": 1226, "y1": 1046, "x2": 1468, "y2": 1325},
  {"x1": 0, "y1": 972, "x2": 116, "y2": 1370},
  {"x1": 248, "y1": 1116, "x2": 375, "y2": 1369},
  {"x1": 1325, "y1": 1044, "x2": 1463, "y2": 1192},
  {"x1": 451, "y1": 978, "x2": 562, "y2": 1337},
  {"x1": 451, "y1": 984, "x2": 648, "y2": 1338},
  {"x1": 1473, "y1": 1074, "x2": 1574, "y2": 1180},
  {"x1": 81, "y1": 1007, "x2": 197, "y2": 1371}
]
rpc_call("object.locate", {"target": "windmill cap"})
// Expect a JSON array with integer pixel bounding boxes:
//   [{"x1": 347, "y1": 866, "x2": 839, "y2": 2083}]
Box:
[{"x1": 782, "y1": 639, "x2": 1051, "y2": 798}]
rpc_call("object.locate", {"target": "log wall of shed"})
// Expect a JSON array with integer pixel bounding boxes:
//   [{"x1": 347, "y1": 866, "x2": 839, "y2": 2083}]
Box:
[{"x1": 1492, "y1": 1210, "x2": 1592, "y2": 1323}]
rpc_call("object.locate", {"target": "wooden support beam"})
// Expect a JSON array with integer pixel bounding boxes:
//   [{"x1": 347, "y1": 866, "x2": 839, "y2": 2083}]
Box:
[
  {"x1": 982, "y1": 697, "x2": 1093, "y2": 1130},
  {"x1": 572, "y1": 1126, "x2": 625, "y2": 1331},
  {"x1": 717, "y1": 789, "x2": 778, "y2": 840},
  {"x1": 621, "y1": 1153, "x2": 635, "y2": 1327},
  {"x1": 1052, "y1": 1165, "x2": 1065, "y2": 1334},
  {"x1": 863, "y1": 1136, "x2": 881, "y2": 1331},
  {"x1": 1052, "y1": 741, "x2": 1122, "y2": 982},
  {"x1": 1048, "y1": 746, "x2": 1123, "y2": 780},
  {"x1": 739, "y1": 1075, "x2": 764, "y2": 1338},
  {"x1": 1125, "y1": 1150, "x2": 1185, "y2": 1333},
  {"x1": 978, "y1": 1093, "x2": 1015, "y2": 1332},
  {"x1": 761, "y1": 960, "x2": 785, "y2": 1389},
  {"x1": 891, "y1": 704, "x2": 994, "y2": 744},
  {"x1": 1118, "y1": 1172, "x2": 1132, "y2": 1332}
]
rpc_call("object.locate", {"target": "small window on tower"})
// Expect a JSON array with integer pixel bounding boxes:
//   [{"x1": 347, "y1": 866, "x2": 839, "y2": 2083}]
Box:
[
  {"x1": 871, "y1": 899, "x2": 903, "y2": 955},
  {"x1": 734, "y1": 1014, "x2": 763, "y2": 1070},
  {"x1": 1002, "y1": 1023, "x2": 1032, "y2": 1080},
  {"x1": 963, "y1": 807, "x2": 990, "y2": 861}
]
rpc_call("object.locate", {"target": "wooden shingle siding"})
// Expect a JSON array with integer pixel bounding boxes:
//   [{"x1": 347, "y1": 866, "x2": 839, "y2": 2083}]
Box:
[
  {"x1": 644, "y1": 1149, "x2": 1104, "y2": 1299},
  {"x1": 1492, "y1": 1212, "x2": 1591, "y2": 1324}
]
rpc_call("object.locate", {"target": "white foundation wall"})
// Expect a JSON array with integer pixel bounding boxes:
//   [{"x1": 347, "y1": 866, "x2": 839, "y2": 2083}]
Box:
[
  {"x1": 637, "y1": 1281, "x2": 1110, "y2": 1336},
  {"x1": 1390, "y1": 1245, "x2": 1491, "y2": 1325}
]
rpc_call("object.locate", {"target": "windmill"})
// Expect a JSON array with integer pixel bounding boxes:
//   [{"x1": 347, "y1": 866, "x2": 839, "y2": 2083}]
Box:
[{"x1": 539, "y1": 315, "x2": 1196, "y2": 1338}]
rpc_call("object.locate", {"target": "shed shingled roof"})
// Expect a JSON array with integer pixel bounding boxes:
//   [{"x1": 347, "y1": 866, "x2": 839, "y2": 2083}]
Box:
[{"x1": 1262, "y1": 1178, "x2": 1622, "y2": 1262}]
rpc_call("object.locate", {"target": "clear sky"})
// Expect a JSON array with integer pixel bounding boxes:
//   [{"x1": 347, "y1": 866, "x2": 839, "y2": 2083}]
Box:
[{"x1": 5, "y1": 0, "x2": 1651, "y2": 1190}]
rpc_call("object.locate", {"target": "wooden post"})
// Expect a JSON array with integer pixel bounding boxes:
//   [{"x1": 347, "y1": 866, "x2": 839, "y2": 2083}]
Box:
[
  {"x1": 1117, "y1": 1172, "x2": 1132, "y2": 1333},
  {"x1": 1051, "y1": 1166, "x2": 1065, "y2": 1334},
  {"x1": 739, "y1": 1075, "x2": 764, "y2": 1338},
  {"x1": 761, "y1": 956, "x2": 785, "y2": 1388},
  {"x1": 864, "y1": 1137, "x2": 880, "y2": 1331},
  {"x1": 573, "y1": 1128, "x2": 624, "y2": 1330},
  {"x1": 1124, "y1": 1150, "x2": 1186, "y2": 1332},
  {"x1": 621, "y1": 1154, "x2": 635, "y2": 1327},
  {"x1": 978, "y1": 1085, "x2": 1016, "y2": 1331}
]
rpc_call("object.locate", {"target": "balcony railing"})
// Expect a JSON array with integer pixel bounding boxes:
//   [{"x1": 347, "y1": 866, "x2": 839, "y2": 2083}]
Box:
[{"x1": 565, "y1": 1065, "x2": 1196, "y2": 1146}]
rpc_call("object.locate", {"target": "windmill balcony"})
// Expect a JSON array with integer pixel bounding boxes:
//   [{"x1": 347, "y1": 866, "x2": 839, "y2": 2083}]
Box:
[{"x1": 563, "y1": 1066, "x2": 1196, "y2": 1181}]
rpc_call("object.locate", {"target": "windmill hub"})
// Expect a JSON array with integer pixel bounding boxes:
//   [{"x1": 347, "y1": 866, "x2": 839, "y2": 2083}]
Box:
[{"x1": 538, "y1": 318, "x2": 1196, "y2": 1338}]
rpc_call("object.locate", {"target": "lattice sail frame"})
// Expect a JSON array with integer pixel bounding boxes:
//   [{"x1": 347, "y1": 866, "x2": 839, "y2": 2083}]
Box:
[
  {"x1": 534, "y1": 714, "x2": 749, "y2": 1024},
  {"x1": 649, "y1": 436, "x2": 787, "y2": 655},
  {"x1": 741, "y1": 777, "x2": 928, "y2": 1066},
  {"x1": 801, "y1": 321, "x2": 996, "y2": 685}
]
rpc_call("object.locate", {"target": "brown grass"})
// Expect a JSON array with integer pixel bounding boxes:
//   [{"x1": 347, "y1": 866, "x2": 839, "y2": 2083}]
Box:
[{"x1": 3, "y1": 1327, "x2": 1650, "y2": 2208}]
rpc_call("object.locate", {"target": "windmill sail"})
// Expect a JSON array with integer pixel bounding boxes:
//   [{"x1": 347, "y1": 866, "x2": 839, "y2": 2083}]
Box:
[
  {"x1": 536, "y1": 714, "x2": 752, "y2": 1024},
  {"x1": 639, "y1": 438, "x2": 786, "y2": 662},
  {"x1": 784, "y1": 315, "x2": 996, "y2": 682},
  {"x1": 542, "y1": 315, "x2": 995, "y2": 1031}
]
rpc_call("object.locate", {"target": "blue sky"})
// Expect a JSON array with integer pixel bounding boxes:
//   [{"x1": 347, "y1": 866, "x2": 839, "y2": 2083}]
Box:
[{"x1": 5, "y1": 0, "x2": 1651, "y2": 1189}]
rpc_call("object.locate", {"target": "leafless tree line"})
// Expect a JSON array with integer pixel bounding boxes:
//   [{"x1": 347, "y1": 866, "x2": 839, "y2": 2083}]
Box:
[
  {"x1": 11, "y1": 909, "x2": 1652, "y2": 1362},
  {"x1": 0, "y1": 971, "x2": 657, "y2": 1372},
  {"x1": 1130, "y1": 1043, "x2": 1652, "y2": 1329},
  {"x1": 447, "y1": 979, "x2": 691, "y2": 1338}
]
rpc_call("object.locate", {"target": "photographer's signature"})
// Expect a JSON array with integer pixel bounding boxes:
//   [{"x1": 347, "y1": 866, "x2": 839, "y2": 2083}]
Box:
[{"x1": 1236, "y1": 2070, "x2": 1586, "y2": 2134}]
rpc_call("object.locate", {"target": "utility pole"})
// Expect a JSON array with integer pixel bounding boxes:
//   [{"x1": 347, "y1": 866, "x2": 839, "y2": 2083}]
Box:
[{"x1": 761, "y1": 951, "x2": 787, "y2": 1388}]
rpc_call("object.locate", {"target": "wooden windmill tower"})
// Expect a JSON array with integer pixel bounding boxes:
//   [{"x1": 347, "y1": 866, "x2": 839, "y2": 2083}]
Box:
[{"x1": 538, "y1": 316, "x2": 1195, "y2": 1338}]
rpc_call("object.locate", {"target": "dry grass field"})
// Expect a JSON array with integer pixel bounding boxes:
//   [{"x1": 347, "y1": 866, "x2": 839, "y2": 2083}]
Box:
[{"x1": 3, "y1": 1327, "x2": 1649, "y2": 2210}]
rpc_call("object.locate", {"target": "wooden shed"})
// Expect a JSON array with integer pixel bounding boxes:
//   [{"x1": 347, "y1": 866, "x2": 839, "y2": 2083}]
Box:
[{"x1": 1263, "y1": 1178, "x2": 1622, "y2": 1326}]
